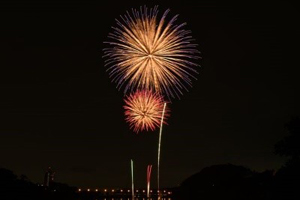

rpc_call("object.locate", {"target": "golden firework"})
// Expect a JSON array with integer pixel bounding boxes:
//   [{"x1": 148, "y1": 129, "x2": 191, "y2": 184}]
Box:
[{"x1": 104, "y1": 6, "x2": 199, "y2": 99}]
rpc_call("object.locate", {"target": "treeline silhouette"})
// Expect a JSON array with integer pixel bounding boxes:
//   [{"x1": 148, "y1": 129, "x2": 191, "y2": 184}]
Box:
[
  {"x1": 0, "y1": 168, "x2": 78, "y2": 200},
  {"x1": 175, "y1": 117, "x2": 300, "y2": 200},
  {"x1": 1, "y1": 117, "x2": 299, "y2": 200}
]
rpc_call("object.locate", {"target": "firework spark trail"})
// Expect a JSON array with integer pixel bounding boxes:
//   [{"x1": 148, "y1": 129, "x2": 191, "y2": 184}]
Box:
[
  {"x1": 147, "y1": 165, "x2": 152, "y2": 198},
  {"x1": 104, "y1": 6, "x2": 200, "y2": 99},
  {"x1": 124, "y1": 90, "x2": 169, "y2": 133},
  {"x1": 157, "y1": 102, "x2": 166, "y2": 196},
  {"x1": 131, "y1": 159, "x2": 134, "y2": 200}
]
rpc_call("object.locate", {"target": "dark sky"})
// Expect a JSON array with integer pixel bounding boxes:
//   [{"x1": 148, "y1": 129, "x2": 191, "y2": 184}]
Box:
[{"x1": 0, "y1": 0, "x2": 299, "y2": 189}]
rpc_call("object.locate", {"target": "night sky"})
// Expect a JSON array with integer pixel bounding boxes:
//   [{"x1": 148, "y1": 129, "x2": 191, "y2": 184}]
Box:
[{"x1": 0, "y1": 1, "x2": 298, "y2": 189}]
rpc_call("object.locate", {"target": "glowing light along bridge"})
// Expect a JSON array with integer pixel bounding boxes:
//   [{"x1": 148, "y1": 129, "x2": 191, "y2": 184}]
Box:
[{"x1": 77, "y1": 188, "x2": 173, "y2": 197}]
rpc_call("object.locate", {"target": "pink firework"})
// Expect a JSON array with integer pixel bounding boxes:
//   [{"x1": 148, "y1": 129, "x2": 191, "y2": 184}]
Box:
[{"x1": 124, "y1": 90, "x2": 169, "y2": 133}]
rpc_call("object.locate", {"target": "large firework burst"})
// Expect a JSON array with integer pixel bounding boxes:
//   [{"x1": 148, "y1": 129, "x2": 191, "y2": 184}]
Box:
[
  {"x1": 124, "y1": 90, "x2": 169, "y2": 133},
  {"x1": 104, "y1": 6, "x2": 200, "y2": 99}
]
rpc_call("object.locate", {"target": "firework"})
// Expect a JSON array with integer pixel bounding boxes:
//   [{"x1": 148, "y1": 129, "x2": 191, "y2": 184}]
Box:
[
  {"x1": 124, "y1": 90, "x2": 169, "y2": 133},
  {"x1": 147, "y1": 165, "x2": 152, "y2": 198},
  {"x1": 157, "y1": 102, "x2": 166, "y2": 196},
  {"x1": 104, "y1": 6, "x2": 199, "y2": 99},
  {"x1": 131, "y1": 159, "x2": 134, "y2": 200}
]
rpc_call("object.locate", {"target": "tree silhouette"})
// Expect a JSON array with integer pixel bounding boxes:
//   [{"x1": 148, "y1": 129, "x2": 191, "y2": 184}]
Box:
[
  {"x1": 273, "y1": 117, "x2": 300, "y2": 200},
  {"x1": 0, "y1": 167, "x2": 77, "y2": 200},
  {"x1": 177, "y1": 164, "x2": 272, "y2": 200},
  {"x1": 275, "y1": 117, "x2": 300, "y2": 159}
]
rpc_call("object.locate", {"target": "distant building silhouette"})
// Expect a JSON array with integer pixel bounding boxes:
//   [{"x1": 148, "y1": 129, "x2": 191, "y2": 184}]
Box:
[{"x1": 44, "y1": 167, "x2": 55, "y2": 187}]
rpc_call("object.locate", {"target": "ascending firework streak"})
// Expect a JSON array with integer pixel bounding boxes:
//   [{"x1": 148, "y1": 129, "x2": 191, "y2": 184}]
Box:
[
  {"x1": 157, "y1": 102, "x2": 167, "y2": 198},
  {"x1": 147, "y1": 165, "x2": 153, "y2": 198},
  {"x1": 131, "y1": 159, "x2": 135, "y2": 200}
]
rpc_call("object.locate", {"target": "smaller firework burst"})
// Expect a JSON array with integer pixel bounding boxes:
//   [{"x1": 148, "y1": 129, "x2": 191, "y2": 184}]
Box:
[{"x1": 124, "y1": 90, "x2": 169, "y2": 133}]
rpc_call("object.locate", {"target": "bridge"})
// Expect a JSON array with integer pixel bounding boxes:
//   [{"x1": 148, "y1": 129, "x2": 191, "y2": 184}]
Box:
[{"x1": 77, "y1": 188, "x2": 173, "y2": 198}]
